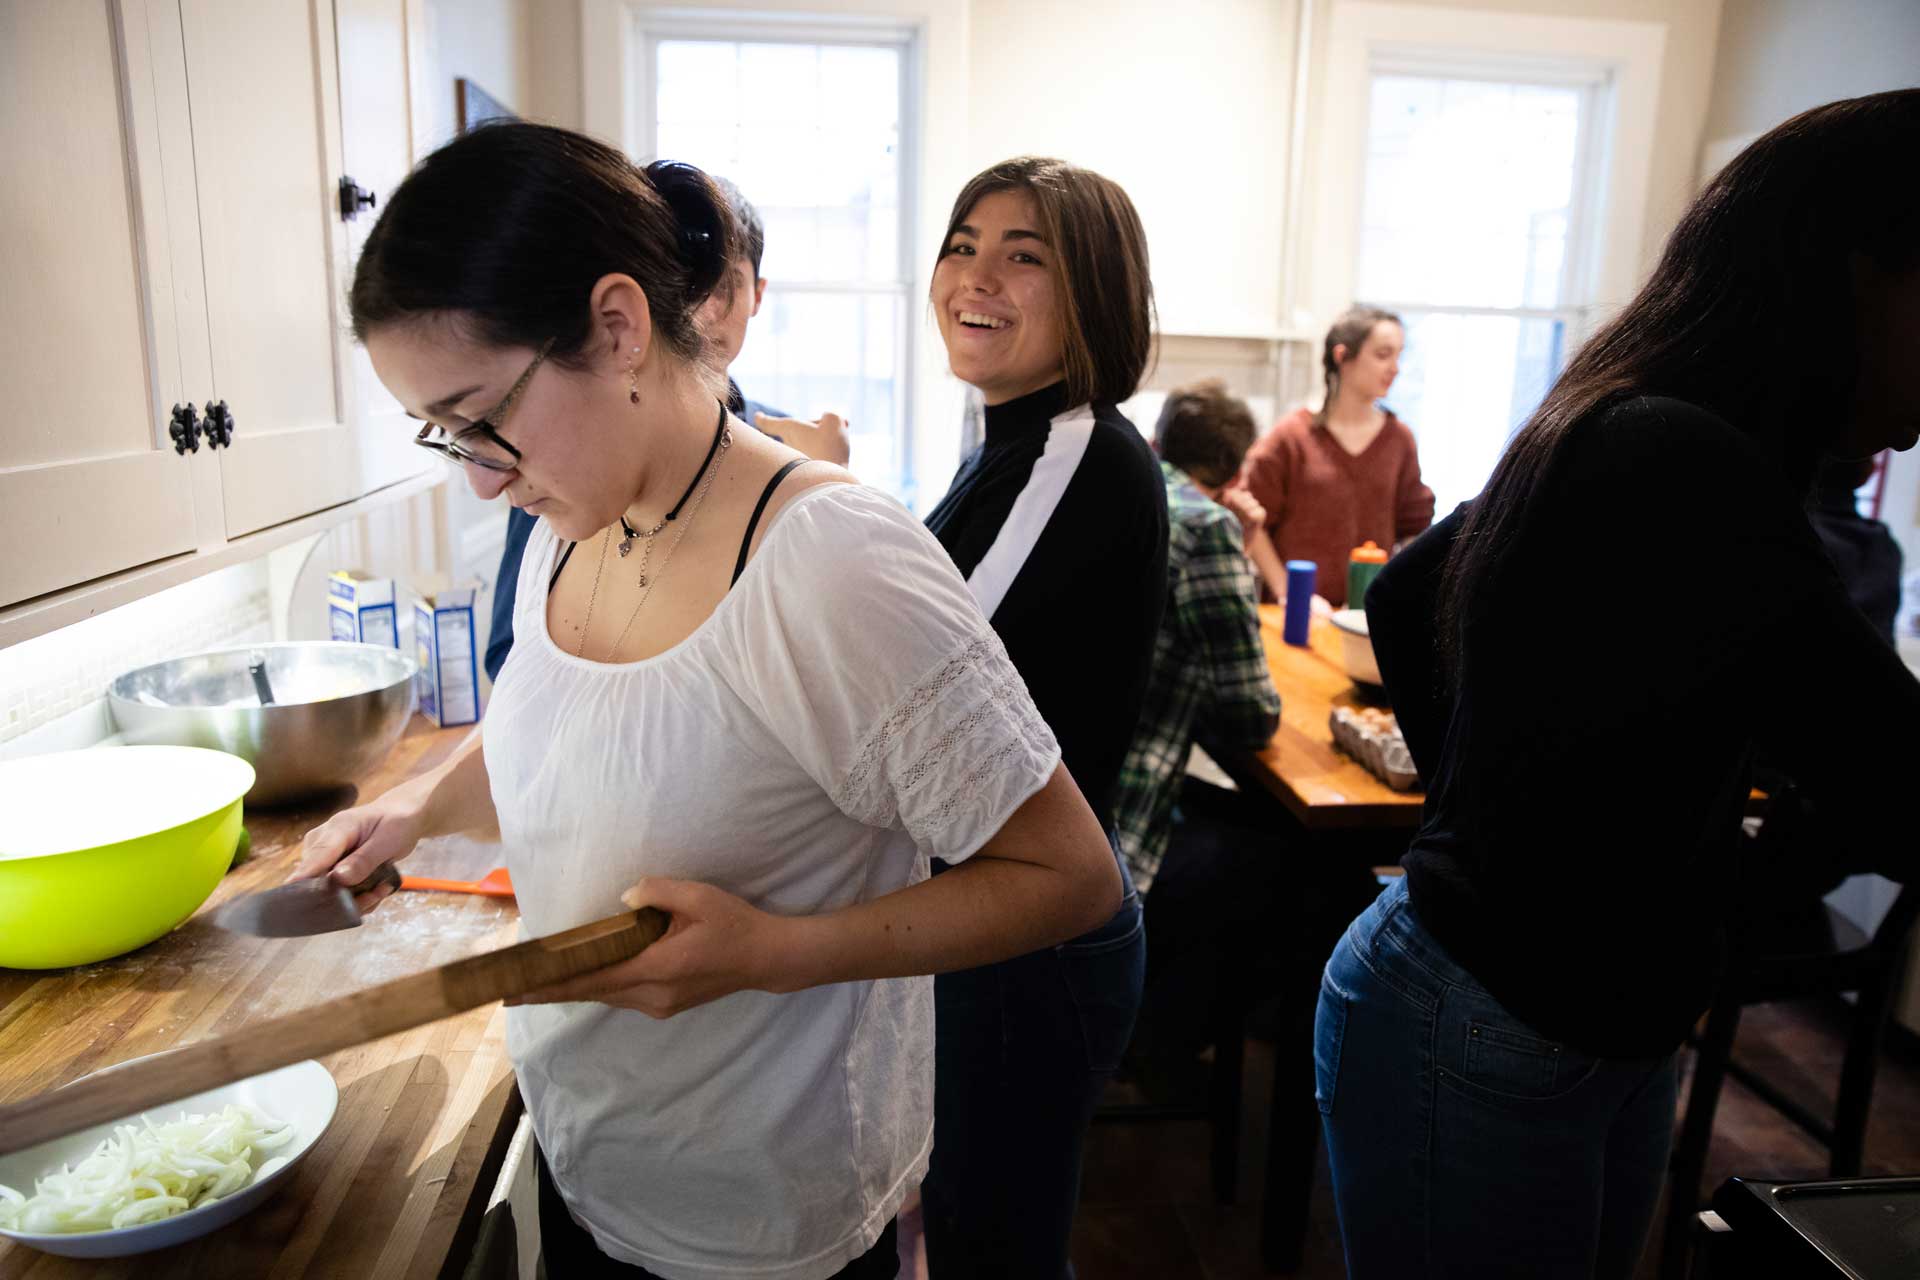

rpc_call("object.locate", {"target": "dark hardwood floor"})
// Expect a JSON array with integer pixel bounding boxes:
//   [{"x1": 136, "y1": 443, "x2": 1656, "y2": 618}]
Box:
[{"x1": 1065, "y1": 997, "x2": 1920, "y2": 1279}]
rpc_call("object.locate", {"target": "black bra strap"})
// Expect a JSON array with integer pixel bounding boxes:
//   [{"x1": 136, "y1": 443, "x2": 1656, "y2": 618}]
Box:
[
  {"x1": 549, "y1": 540, "x2": 577, "y2": 593},
  {"x1": 733, "y1": 460, "x2": 810, "y2": 585}
]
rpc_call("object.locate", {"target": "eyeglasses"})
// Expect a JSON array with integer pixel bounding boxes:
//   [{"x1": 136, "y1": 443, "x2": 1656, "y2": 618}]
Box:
[{"x1": 412, "y1": 338, "x2": 554, "y2": 472}]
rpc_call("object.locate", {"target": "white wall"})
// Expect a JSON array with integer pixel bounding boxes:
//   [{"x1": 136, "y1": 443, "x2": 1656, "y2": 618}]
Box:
[
  {"x1": 967, "y1": 0, "x2": 1295, "y2": 341},
  {"x1": 419, "y1": 0, "x2": 536, "y2": 148},
  {"x1": 1704, "y1": 0, "x2": 1920, "y2": 142}
]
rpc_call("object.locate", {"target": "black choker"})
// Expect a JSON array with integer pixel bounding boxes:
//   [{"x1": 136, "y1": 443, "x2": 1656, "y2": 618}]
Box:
[{"x1": 618, "y1": 401, "x2": 730, "y2": 556}]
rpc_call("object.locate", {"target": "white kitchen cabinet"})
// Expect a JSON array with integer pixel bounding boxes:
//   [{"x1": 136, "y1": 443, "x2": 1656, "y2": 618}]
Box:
[
  {"x1": 177, "y1": 0, "x2": 361, "y2": 538},
  {"x1": 0, "y1": 0, "x2": 203, "y2": 608},
  {"x1": 0, "y1": 0, "x2": 434, "y2": 614}
]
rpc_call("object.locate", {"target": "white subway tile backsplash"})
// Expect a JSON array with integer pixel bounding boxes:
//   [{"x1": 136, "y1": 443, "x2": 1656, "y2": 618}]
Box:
[{"x1": 0, "y1": 561, "x2": 273, "y2": 749}]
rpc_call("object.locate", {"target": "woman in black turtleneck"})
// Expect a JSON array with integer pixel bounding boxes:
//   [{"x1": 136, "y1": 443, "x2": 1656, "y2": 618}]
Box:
[{"x1": 917, "y1": 158, "x2": 1167, "y2": 1276}]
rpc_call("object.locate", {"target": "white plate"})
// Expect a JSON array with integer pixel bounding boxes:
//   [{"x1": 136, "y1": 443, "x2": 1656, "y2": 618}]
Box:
[{"x1": 0, "y1": 1058, "x2": 336, "y2": 1259}]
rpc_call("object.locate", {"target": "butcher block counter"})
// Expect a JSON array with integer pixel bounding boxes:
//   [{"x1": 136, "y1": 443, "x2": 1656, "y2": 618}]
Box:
[{"x1": 0, "y1": 720, "x2": 521, "y2": 1279}]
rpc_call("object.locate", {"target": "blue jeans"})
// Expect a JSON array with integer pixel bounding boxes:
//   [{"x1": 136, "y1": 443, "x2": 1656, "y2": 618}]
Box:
[
  {"x1": 922, "y1": 844, "x2": 1146, "y2": 1278},
  {"x1": 1316, "y1": 878, "x2": 1678, "y2": 1279}
]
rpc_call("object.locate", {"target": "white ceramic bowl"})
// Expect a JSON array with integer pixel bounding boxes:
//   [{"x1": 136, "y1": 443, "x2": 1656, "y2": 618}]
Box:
[
  {"x1": 1328, "y1": 609, "x2": 1383, "y2": 688},
  {"x1": 0, "y1": 1059, "x2": 336, "y2": 1259}
]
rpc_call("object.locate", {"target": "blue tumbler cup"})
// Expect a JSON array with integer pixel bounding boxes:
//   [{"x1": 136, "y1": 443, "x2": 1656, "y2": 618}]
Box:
[{"x1": 1283, "y1": 560, "x2": 1316, "y2": 646}]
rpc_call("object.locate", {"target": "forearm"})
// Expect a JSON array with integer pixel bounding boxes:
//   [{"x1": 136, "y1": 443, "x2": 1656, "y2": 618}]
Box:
[
  {"x1": 772, "y1": 857, "x2": 1109, "y2": 991},
  {"x1": 769, "y1": 766, "x2": 1121, "y2": 991},
  {"x1": 399, "y1": 728, "x2": 500, "y2": 841},
  {"x1": 1246, "y1": 527, "x2": 1288, "y2": 599}
]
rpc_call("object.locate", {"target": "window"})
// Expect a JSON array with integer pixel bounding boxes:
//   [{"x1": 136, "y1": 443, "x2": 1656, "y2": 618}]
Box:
[
  {"x1": 643, "y1": 31, "x2": 915, "y2": 500},
  {"x1": 1355, "y1": 61, "x2": 1606, "y2": 514}
]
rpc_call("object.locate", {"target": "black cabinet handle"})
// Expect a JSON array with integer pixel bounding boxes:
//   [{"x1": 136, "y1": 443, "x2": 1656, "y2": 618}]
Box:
[
  {"x1": 203, "y1": 401, "x2": 235, "y2": 448},
  {"x1": 169, "y1": 403, "x2": 200, "y2": 455},
  {"x1": 338, "y1": 175, "x2": 377, "y2": 222}
]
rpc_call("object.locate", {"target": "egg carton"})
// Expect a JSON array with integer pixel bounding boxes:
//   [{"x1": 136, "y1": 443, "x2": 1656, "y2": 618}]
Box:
[{"x1": 1328, "y1": 707, "x2": 1421, "y2": 792}]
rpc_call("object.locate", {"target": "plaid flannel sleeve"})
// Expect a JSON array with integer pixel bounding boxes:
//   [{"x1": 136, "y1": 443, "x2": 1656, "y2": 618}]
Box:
[{"x1": 1175, "y1": 517, "x2": 1282, "y2": 749}]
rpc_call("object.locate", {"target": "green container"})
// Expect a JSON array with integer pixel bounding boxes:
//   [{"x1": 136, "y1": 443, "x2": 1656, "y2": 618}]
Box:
[{"x1": 1347, "y1": 542, "x2": 1389, "y2": 610}]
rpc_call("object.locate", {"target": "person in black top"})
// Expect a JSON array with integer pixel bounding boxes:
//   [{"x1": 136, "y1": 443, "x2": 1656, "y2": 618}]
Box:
[
  {"x1": 917, "y1": 157, "x2": 1167, "y2": 1276},
  {"x1": 1318, "y1": 90, "x2": 1920, "y2": 1279},
  {"x1": 1807, "y1": 454, "x2": 1904, "y2": 643}
]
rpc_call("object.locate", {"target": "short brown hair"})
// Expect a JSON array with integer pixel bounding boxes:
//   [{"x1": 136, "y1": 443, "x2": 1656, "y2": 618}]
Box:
[
  {"x1": 1154, "y1": 380, "x2": 1257, "y2": 488},
  {"x1": 936, "y1": 157, "x2": 1155, "y2": 406}
]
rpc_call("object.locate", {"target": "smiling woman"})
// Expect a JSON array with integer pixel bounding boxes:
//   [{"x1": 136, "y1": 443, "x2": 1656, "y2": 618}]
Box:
[{"x1": 919, "y1": 157, "x2": 1168, "y2": 1275}]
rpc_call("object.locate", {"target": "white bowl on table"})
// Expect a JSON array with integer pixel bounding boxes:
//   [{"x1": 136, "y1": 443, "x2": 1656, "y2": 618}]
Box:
[
  {"x1": 1328, "y1": 608, "x2": 1384, "y2": 689},
  {"x1": 0, "y1": 1059, "x2": 336, "y2": 1259}
]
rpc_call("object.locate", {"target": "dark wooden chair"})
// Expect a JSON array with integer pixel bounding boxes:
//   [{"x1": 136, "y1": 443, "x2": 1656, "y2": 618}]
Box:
[
  {"x1": 1659, "y1": 861, "x2": 1920, "y2": 1280},
  {"x1": 1095, "y1": 991, "x2": 1248, "y2": 1205}
]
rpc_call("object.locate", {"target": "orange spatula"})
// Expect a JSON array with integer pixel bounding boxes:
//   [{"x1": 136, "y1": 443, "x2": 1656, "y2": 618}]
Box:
[{"x1": 399, "y1": 866, "x2": 515, "y2": 898}]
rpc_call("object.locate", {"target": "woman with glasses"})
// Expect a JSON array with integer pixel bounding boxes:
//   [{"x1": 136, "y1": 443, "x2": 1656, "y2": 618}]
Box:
[{"x1": 289, "y1": 122, "x2": 1123, "y2": 1280}]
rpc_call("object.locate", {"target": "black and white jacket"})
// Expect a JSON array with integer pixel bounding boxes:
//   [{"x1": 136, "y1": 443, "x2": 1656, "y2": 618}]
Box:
[{"x1": 924, "y1": 382, "x2": 1169, "y2": 836}]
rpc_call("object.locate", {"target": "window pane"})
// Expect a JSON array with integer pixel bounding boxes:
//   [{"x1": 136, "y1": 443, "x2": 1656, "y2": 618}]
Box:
[
  {"x1": 1390, "y1": 310, "x2": 1565, "y2": 514},
  {"x1": 654, "y1": 39, "x2": 901, "y2": 286},
  {"x1": 731, "y1": 290, "x2": 907, "y2": 495},
  {"x1": 1357, "y1": 74, "x2": 1583, "y2": 310},
  {"x1": 652, "y1": 34, "x2": 913, "y2": 501}
]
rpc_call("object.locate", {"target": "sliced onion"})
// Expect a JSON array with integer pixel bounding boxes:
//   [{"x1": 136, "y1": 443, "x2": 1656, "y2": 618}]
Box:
[{"x1": 0, "y1": 1103, "x2": 294, "y2": 1235}]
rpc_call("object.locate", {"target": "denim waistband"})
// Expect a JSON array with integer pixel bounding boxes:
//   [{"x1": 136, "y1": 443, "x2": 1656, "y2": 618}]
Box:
[{"x1": 1351, "y1": 876, "x2": 1477, "y2": 996}]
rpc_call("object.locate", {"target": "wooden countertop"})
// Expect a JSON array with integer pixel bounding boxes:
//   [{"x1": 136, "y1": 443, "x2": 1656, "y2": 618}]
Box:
[
  {"x1": 1227, "y1": 606, "x2": 1426, "y2": 831},
  {"x1": 0, "y1": 719, "x2": 520, "y2": 1279}
]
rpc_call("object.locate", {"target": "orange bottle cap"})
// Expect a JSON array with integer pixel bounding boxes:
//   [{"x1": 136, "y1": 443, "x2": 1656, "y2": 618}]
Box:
[{"x1": 1350, "y1": 541, "x2": 1388, "y2": 564}]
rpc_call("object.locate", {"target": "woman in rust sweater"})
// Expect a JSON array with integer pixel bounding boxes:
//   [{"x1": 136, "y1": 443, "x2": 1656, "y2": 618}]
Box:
[{"x1": 1232, "y1": 306, "x2": 1435, "y2": 606}]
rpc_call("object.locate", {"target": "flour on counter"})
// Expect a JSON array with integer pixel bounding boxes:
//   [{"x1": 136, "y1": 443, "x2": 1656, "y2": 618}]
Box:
[{"x1": 348, "y1": 885, "x2": 515, "y2": 986}]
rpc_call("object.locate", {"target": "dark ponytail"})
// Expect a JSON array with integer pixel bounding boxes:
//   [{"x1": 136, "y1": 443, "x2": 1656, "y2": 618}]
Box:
[
  {"x1": 348, "y1": 122, "x2": 736, "y2": 372},
  {"x1": 644, "y1": 159, "x2": 735, "y2": 310}
]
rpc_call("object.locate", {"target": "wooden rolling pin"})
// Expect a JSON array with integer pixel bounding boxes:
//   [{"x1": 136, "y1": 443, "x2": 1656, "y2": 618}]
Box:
[{"x1": 0, "y1": 907, "x2": 669, "y2": 1157}]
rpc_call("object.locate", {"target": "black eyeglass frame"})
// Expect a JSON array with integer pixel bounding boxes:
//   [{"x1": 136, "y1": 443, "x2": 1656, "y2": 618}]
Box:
[{"x1": 411, "y1": 338, "x2": 555, "y2": 472}]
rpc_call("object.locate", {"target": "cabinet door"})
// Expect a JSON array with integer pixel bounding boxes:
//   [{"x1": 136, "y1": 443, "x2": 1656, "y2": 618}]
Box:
[
  {"x1": 0, "y1": 0, "x2": 204, "y2": 610},
  {"x1": 177, "y1": 0, "x2": 359, "y2": 539},
  {"x1": 336, "y1": 0, "x2": 438, "y2": 495}
]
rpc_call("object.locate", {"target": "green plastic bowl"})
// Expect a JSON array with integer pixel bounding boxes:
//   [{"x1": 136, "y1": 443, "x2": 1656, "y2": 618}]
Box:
[{"x1": 0, "y1": 746, "x2": 255, "y2": 969}]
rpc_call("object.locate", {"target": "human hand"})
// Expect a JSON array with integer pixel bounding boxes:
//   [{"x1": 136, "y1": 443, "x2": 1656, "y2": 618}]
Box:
[
  {"x1": 506, "y1": 877, "x2": 798, "y2": 1018},
  {"x1": 1217, "y1": 487, "x2": 1267, "y2": 539},
  {"x1": 755, "y1": 412, "x2": 852, "y2": 466},
  {"x1": 286, "y1": 789, "x2": 428, "y2": 914}
]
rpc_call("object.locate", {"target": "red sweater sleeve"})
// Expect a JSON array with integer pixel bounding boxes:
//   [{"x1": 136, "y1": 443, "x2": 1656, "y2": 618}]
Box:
[{"x1": 1234, "y1": 414, "x2": 1301, "y2": 537}]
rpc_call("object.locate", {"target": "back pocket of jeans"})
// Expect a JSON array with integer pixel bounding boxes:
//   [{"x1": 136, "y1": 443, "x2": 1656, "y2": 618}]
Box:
[
  {"x1": 1461, "y1": 1022, "x2": 1567, "y2": 1098},
  {"x1": 1314, "y1": 976, "x2": 1348, "y2": 1115}
]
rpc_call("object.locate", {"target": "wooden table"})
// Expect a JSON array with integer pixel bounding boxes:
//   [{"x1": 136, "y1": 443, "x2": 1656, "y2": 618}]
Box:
[
  {"x1": 1227, "y1": 606, "x2": 1425, "y2": 831},
  {"x1": 0, "y1": 720, "x2": 521, "y2": 1280},
  {"x1": 1212, "y1": 609, "x2": 1423, "y2": 1274}
]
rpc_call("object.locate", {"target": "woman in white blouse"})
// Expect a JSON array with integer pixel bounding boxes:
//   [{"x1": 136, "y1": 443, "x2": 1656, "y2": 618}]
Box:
[{"x1": 290, "y1": 123, "x2": 1119, "y2": 1280}]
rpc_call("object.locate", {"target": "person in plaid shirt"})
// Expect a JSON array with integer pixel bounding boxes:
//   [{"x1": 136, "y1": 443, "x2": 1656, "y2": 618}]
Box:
[{"x1": 1115, "y1": 380, "x2": 1282, "y2": 891}]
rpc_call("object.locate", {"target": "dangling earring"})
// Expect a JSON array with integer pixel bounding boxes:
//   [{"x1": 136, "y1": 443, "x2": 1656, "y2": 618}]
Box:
[{"x1": 627, "y1": 348, "x2": 641, "y2": 405}]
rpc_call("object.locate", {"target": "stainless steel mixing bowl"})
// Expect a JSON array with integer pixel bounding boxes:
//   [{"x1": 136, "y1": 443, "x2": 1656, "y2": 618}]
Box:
[{"x1": 107, "y1": 643, "x2": 417, "y2": 805}]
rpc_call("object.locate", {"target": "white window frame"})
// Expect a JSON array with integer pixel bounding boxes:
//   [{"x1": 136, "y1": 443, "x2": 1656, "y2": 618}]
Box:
[
  {"x1": 1358, "y1": 51, "x2": 1613, "y2": 356},
  {"x1": 590, "y1": 9, "x2": 923, "y2": 499},
  {"x1": 1307, "y1": 3, "x2": 1667, "y2": 349}
]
